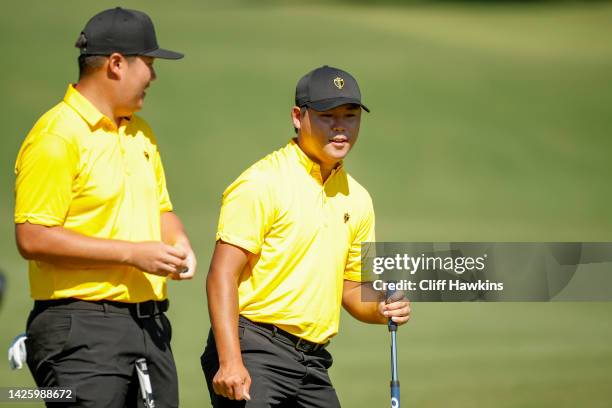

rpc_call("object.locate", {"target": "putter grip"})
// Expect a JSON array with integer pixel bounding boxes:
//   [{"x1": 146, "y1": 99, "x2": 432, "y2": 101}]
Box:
[{"x1": 386, "y1": 287, "x2": 401, "y2": 333}]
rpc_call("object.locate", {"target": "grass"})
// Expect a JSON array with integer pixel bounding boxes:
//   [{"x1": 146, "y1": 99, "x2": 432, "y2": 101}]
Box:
[{"x1": 0, "y1": 1, "x2": 611, "y2": 406}]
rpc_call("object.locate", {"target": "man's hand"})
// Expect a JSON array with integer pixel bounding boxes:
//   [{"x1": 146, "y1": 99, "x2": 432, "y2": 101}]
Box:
[
  {"x1": 14, "y1": 222, "x2": 188, "y2": 274},
  {"x1": 342, "y1": 280, "x2": 412, "y2": 325},
  {"x1": 207, "y1": 241, "x2": 252, "y2": 400},
  {"x1": 378, "y1": 291, "x2": 411, "y2": 325},
  {"x1": 169, "y1": 242, "x2": 197, "y2": 280},
  {"x1": 212, "y1": 361, "x2": 252, "y2": 401},
  {"x1": 127, "y1": 241, "x2": 187, "y2": 276},
  {"x1": 160, "y1": 211, "x2": 196, "y2": 280}
]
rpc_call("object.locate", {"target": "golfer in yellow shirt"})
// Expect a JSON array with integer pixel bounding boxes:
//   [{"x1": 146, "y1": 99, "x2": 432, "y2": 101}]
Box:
[
  {"x1": 202, "y1": 66, "x2": 411, "y2": 407},
  {"x1": 14, "y1": 8, "x2": 195, "y2": 407}
]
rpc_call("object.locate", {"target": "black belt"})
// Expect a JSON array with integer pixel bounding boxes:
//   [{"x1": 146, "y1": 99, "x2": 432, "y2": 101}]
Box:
[
  {"x1": 33, "y1": 298, "x2": 169, "y2": 319},
  {"x1": 240, "y1": 316, "x2": 329, "y2": 353}
]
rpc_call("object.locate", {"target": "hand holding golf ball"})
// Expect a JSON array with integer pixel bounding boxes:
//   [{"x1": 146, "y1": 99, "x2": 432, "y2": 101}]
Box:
[{"x1": 170, "y1": 242, "x2": 197, "y2": 280}]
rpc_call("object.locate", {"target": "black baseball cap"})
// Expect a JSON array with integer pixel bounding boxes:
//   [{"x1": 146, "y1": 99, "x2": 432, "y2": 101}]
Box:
[
  {"x1": 295, "y1": 65, "x2": 369, "y2": 112},
  {"x1": 76, "y1": 7, "x2": 183, "y2": 59}
]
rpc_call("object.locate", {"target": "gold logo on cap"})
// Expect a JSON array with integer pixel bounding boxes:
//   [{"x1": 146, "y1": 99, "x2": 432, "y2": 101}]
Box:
[{"x1": 333, "y1": 77, "x2": 344, "y2": 89}]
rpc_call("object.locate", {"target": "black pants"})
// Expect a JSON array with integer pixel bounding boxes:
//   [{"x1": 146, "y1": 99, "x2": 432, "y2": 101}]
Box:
[
  {"x1": 25, "y1": 300, "x2": 178, "y2": 407},
  {"x1": 201, "y1": 317, "x2": 341, "y2": 408}
]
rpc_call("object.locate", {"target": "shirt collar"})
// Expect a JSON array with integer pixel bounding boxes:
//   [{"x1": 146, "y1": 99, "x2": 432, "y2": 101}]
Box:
[
  {"x1": 63, "y1": 84, "x2": 120, "y2": 130},
  {"x1": 288, "y1": 138, "x2": 344, "y2": 183}
]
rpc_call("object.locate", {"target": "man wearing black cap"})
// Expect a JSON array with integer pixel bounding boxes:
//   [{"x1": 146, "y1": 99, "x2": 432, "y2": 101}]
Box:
[
  {"x1": 202, "y1": 66, "x2": 411, "y2": 407},
  {"x1": 14, "y1": 8, "x2": 194, "y2": 407}
]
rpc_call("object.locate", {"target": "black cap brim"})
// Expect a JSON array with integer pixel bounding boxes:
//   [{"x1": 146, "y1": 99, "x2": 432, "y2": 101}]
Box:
[
  {"x1": 143, "y1": 48, "x2": 184, "y2": 60},
  {"x1": 307, "y1": 97, "x2": 370, "y2": 113}
]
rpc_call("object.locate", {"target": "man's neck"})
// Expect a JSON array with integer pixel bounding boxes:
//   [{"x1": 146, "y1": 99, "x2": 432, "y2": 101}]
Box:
[
  {"x1": 320, "y1": 164, "x2": 335, "y2": 184},
  {"x1": 74, "y1": 80, "x2": 122, "y2": 128}
]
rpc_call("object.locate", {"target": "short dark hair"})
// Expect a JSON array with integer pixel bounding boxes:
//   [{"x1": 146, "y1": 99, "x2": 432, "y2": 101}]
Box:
[
  {"x1": 74, "y1": 33, "x2": 139, "y2": 78},
  {"x1": 75, "y1": 33, "x2": 108, "y2": 78},
  {"x1": 76, "y1": 54, "x2": 108, "y2": 78}
]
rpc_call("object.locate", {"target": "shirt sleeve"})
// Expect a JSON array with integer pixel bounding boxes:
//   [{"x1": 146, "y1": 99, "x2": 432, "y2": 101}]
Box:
[
  {"x1": 216, "y1": 171, "x2": 275, "y2": 254},
  {"x1": 14, "y1": 132, "x2": 79, "y2": 226},
  {"x1": 344, "y1": 196, "x2": 376, "y2": 282}
]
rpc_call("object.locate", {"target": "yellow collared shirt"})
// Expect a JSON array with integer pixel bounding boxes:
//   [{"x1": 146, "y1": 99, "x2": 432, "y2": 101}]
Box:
[
  {"x1": 217, "y1": 140, "x2": 375, "y2": 343},
  {"x1": 14, "y1": 84, "x2": 173, "y2": 302}
]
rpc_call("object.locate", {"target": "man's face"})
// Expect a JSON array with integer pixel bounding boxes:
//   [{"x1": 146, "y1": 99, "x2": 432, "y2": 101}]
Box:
[
  {"x1": 295, "y1": 104, "x2": 362, "y2": 168},
  {"x1": 117, "y1": 56, "x2": 157, "y2": 116}
]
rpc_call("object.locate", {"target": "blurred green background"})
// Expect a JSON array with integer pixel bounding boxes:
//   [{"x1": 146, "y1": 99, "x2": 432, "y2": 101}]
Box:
[{"x1": 1, "y1": 1, "x2": 611, "y2": 407}]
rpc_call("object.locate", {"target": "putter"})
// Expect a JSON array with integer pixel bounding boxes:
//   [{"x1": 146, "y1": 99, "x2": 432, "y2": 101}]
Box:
[
  {"x1": 135, "y1": 358, "x2": 155, "y2": 408},
  {"x1": 389, "y1": 318, "x2": 400, "y2": 408},
  {"x1": 386, "y1": 289, "x2": 401, "y2": 408}
]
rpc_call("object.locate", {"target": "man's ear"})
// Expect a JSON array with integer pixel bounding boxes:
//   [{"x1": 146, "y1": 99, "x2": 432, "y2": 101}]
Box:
[
  {"x1": 291, "y1": 106, "x2": 302, "y2": 131},
  {"x1": 107, "y1": 53, "x2": 125, "y2": 80}
]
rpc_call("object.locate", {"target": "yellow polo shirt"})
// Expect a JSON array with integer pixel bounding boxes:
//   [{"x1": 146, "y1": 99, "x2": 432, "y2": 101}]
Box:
[
  {"x1": 217, "y1": 139, "x2": 375, "y2": 343},
  {"x1": 14, "y1": 84, "x2": 173, "y2": 302}
]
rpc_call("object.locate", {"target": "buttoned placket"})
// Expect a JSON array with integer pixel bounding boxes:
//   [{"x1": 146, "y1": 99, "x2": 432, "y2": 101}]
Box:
[
  {"x1": 310, "y1": 165, "x2": 340, "y2": 229},
  {"x1": 118, "y1": 120, "x2": 132, "y2": 176},
  {"x1": 104, "y1": 118, "x2": 132, "y2": 177}
]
